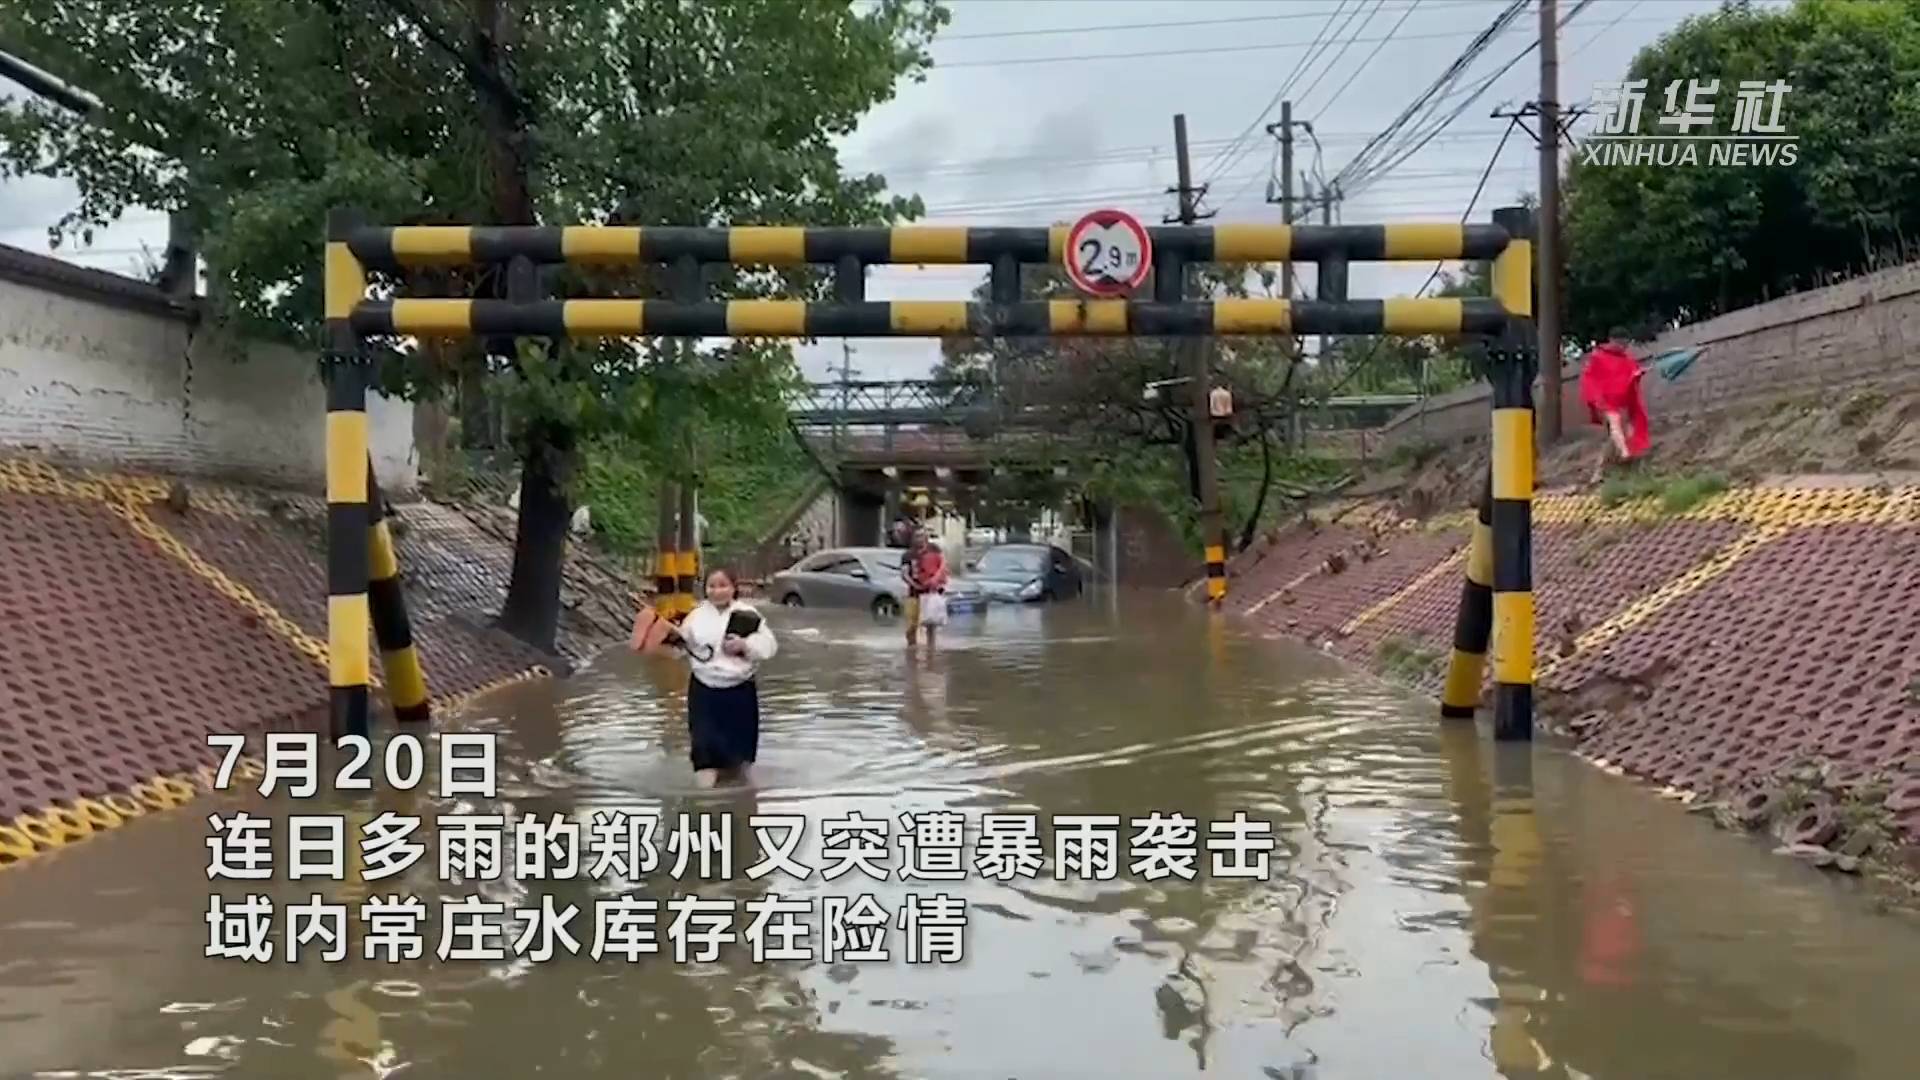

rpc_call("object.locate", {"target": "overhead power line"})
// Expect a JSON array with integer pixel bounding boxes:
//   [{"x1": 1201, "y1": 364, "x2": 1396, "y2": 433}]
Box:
[
  {"x1": 914, "y1": 163, "x2": 1527, "y2": 215},
  {"x1": 1292, "y1": 0, "x2": 1394, "y2": 117},
  {"x1": 1329, "y1": 0, "x2": 1529, "y2": 194},
  {"x1": 1309, "y1": 0, "x2": 1428, "y2": 121},
  {"x1": 1194, "y1": 1, "x2": 1355, "y2": 186},
  {"x1": 1567, "y1": 0, "x2": 1644, "y2": 57},
  {"x1": 929, "y1": 19, "x2": 1660, "y2": 70},
  {"x1": 917, "y1": 173, "x2": 1532, "y2": 222},
  {"x1": 842, "y1": 129, "x2": 1511, "y2": 186},
  {"x1": 1337, "y1": 0, "x2": 1599, "y2": 195},
  {"x1": 933, "y1": 1, "x2": 1480, "y2": 42},
  {"x1": 1318, "y1": 116, "x2": 1520, "y2": 399}
]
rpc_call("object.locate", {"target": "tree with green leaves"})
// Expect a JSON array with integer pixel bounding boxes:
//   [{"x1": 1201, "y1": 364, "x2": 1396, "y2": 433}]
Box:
[
  {"x1": 1304, "y1": 261, "x2": 1491, "y2": 397},
  {"x1": 1564, "y1": 0, "x2": 1920, "y2": 341},
  {"x1": 0, "y1": 0, "x2": 946, "y2": 650},
  {"x1": 934, "y1": 256, "x2": 1335, "y2": 551}
]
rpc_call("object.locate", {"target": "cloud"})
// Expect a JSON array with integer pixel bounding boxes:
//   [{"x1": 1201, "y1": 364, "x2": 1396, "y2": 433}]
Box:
[{"x1": 2, "y1": 0, "x2": 1732, "y2": 381}]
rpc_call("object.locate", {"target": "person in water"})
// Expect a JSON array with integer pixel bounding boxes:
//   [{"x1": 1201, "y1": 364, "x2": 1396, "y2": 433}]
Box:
[
  {"x1": 676, "y1": 567, "x2": 778, "y2": 788},
  {"x1": 1580, "y1": 326, "x2": 1653, "y2": 482},
  {"x1": 899, "y1": 528, "x2": 949, "y2": 649}
]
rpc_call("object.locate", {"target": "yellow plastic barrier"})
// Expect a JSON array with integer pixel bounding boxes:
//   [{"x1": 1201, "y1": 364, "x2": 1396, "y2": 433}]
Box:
[
  {"x1": 39, "y1": 804, "x2": 94, "y2": 842},
  {"x1": 0, "y1": 824, "x2": 37, "y2": 864},
  {"x1": 13, "y1": 813, "x2": 64, "y2": 849},
  {"x1": 70, "y1": 798, "x2": 123, "y2": 830},
  {"x1": 160, "y1": 775, "x2": 198, "y2": 802},
  {"x1": 102, "y1": 792, "x2": 145, "y2": 818},
  {"x1": 131, "y1": 779, "x2": 174, "y2": 812}
]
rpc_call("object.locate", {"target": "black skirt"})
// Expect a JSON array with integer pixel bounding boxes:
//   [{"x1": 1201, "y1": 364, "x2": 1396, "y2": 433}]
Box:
[{"x1": 686, "y1": 674, "x2": 760, "y2": 771}]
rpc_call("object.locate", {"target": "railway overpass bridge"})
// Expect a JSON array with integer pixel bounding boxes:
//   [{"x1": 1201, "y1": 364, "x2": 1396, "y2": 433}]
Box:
[
  {"x1": 787, "y1": 378, "x2": 1072, "y2": 543},
  {"x1": 784, "y1": 378, "x2": 1414, "y2": 544}
]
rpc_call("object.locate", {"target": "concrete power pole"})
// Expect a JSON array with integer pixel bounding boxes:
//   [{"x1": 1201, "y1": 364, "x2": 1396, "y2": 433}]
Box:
[
  {"x1": 1537, "y1": 0, "x2": 1564, "y2": 442},
  {"x1": 1171, "y1": 114, "x2": 1227, "y2": 604},
  {"x1": 1272, "y1": 101, "x2": 1296, "y2": 300},
  {"x1": 1266, "y1": 104, "x2": 1311, "y2": 447}
]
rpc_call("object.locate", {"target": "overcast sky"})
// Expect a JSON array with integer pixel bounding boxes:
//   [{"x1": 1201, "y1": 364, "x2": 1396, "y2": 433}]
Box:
[{"x1": 0, "y1": 0, "x2": 1763, "y2": 381}]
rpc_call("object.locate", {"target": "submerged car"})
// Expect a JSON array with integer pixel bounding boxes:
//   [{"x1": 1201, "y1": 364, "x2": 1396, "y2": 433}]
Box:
[
  {"x1": 766, "y1": 546, "x2": 985, "y2": 617},
  {"x1": 968, "y1": 543, "x2": 1084, "y2": 603}
]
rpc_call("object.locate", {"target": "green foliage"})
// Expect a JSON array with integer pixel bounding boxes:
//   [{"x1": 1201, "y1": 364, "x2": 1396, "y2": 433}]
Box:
[
  {"x1": 0, "y1": 0, "x2": 947, "y2": 463},
  {"x1": 1596, "y1": 470, "x2": 1665, "y2": 507},
  {"x1": 936, "y1": 257, "x2": 1297, "y2": 449},
  {"x1": 1376, "y1": 636, "x2": 1443, "y2": 682},
  {"x1": 1564, "y1": 0, "x2": 1920, "y2": 340},
  {"x1": 1596, "y1": 469, "x2": 1729, "y2": 515},
  {"x1": 578, "y1": 421, "x2": 816, "y2": 559},
  {"x1": 1, "y1": 0, "x2": 949, "y2": 642},
  {"x1": 1658, "y1": 471, "x2": 1729, "y2": 514},
  {"x1": 1301, "y1": 262, "x2": 1490, "y2": 397},
  {"x1": 1837, "y1": 389, "x2": 1888, "y2": 428}
]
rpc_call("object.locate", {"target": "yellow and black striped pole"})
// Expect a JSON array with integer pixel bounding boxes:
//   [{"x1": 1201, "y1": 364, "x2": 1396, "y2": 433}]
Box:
[
  {"x1": 324, "y1": 208, "x2": 372, "y2": 741},
  {"x1": 1489, "y1": 352, "x2": 1536, "y2": 742},
  {"x1": 1203, "y1": 537, "x2": 1227, "y2": 603},
  {"x1": 366, "y1": 464, "x2": 430, "y2": 722},
  {"x1": 342, "y1": 221, "x2": 1515, "y2": 273},
  {"x1": 1440, "y1": 474, "x2": 1495, "y2": 719},
  {"x1": 1488, "y1": 206, "x2": 1536, "y2": 742},
  {"x1": 654, "y1": 479, "x2": 682, "y2": 619},
  {"x1": 346, "y1": 296, "x2": 1511, "y2": 341},
  {"x1": 675, "y1": 477, "x2": 699, "y2": 614}
]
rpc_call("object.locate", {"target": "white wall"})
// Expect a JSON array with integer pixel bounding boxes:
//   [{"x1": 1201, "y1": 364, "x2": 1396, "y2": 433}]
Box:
[{"x1": 0, "y1": 267, "x2": 415, "y2": 491}]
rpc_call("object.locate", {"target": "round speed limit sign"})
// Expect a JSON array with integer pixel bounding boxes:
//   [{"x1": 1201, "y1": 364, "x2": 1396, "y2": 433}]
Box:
[{"x1": 1064, "y1": 209, "x2": 1153, "y2": 297}]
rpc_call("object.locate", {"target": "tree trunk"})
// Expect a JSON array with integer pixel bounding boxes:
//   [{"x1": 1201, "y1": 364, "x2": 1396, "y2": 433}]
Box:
[
  {"x1": 466, "y1": 0, "x2": 571, "y2": 651},
  {"x1": 496, "y1": 420, "x2": 576, "y2": 652},
  {"x1": 469, "y1": 0, "x2": 533, "y2": 227},
  {"x1": 1181, "y1": 420, "x2": 1200, "y2": 505}
]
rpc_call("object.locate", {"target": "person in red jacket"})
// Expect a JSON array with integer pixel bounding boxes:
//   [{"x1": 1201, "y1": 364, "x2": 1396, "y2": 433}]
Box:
[
  {"x1": 1580, "y1": 327, "x2": 1653, "y2": 481},
  {"x1": 899, "y1": 529, "x2": 949, "y2": 649}
]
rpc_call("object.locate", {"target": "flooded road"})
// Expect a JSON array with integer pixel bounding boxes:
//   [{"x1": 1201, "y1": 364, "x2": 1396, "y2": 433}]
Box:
[{"x1": 2, "y1": 593, "x2": 1918, "y2": 1079}]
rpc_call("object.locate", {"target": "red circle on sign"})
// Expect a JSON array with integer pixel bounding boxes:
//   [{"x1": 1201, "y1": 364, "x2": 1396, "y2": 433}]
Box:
[{"x1": 1064, "y1": 209, "x2": 1153, "y2": 297}]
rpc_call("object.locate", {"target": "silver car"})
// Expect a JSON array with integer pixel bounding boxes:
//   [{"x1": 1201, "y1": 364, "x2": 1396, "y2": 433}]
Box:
[{"x1": 767, "y1": 546, "x2": 984, "y2": 618}]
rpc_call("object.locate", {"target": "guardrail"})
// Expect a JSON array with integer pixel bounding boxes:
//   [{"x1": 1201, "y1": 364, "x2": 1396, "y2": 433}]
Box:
[{"x1": 319, "y1": 205, "x2": 1540, "y2": 744}]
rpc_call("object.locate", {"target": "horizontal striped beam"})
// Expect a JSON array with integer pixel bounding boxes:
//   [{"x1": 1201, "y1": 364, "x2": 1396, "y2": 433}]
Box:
[
  {"x1": 351, "y1": 297, "x2": 1511, "y2": 339},
  {"x1": 346, "y1": 222, "x2": 1512, "y2": 269}
]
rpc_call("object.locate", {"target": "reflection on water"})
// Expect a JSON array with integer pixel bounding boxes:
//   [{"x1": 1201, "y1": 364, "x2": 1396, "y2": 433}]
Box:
[{"x1": 2, "y1": 594, "x2": 1918, "y2": 1079}]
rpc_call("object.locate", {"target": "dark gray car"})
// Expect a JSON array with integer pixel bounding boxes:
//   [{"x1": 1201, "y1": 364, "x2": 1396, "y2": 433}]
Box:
[{"x1": 968, "y1": 543, "x2": 1083, "y2": 603}]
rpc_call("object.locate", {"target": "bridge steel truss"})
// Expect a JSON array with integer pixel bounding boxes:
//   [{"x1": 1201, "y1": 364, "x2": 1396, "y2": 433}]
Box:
[{"x1": 322, "y1": 207, "x2": 1539, "y2": 742}]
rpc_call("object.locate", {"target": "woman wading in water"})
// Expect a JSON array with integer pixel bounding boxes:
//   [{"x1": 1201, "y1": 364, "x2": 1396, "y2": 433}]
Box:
[{"x1": 675, "y1": 568, "x2": 778, "y2": 788}]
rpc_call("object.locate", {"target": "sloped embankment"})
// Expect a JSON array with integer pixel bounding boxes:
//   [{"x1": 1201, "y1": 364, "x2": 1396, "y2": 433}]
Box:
[
  {"x1": 1224, "y1": 476, "x2": 1920, "y2": 885},
  {"x1": 0, "y1": 453, "x2": 631, "y2": 872}
]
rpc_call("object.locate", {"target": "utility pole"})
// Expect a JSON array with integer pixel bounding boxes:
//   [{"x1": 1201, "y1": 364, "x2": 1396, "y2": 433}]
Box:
[
  {"x1": 1266, "y1": 104, "x2": 1313, "y2": 450},
  {"x1": 1538, "y1": 0, "x2": 1564, "y2": 442},
  {"x1": 1169, "y1": 113, "x2": 1226, "y2": 604},
  {"x1": 1265, "y1": 101, "x2": 1298, "y2": 301},
  {"x1": 1311, "y1": 177, "x2": 1340, "y2": 449}
]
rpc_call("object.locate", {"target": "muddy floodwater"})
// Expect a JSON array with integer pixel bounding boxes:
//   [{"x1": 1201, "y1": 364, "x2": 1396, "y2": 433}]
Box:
[{"x1": 2, "y1": 594, "x2": 1918, "y2": 1079}]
